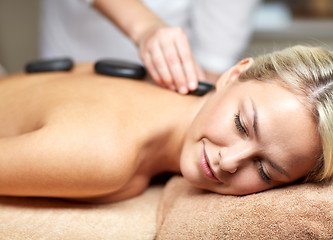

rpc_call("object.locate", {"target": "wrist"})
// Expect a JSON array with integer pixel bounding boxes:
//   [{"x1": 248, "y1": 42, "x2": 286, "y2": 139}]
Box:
[{"x1": 131, "y1": 21, "x2": 167, "y2": 46}]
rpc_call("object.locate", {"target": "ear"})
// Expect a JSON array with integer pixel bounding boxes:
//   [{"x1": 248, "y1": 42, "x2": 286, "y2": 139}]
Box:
[{"x1": 216, "y1": 58, "x2": 254, "y2": 89}]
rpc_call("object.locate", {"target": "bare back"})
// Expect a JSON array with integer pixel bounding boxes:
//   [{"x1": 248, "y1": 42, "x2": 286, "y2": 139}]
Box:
[{"x1": 0, "y1": 65, "x2": 200, "y2": 202}]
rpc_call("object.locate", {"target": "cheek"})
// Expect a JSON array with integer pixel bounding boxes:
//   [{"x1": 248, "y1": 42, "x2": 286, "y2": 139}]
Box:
[
  {"x1": 191, "y1": 98, "x2": 233, "y2": 143},
  {"x1": 179, "y1": 140, "x2": 203, "y2": 188},
  {"x1": 222, "y1": 171, "x2": 272, "y2": 195}
]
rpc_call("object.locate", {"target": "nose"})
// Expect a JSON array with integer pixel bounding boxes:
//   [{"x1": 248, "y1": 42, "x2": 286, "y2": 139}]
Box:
[{"x1": 219, "y1": 143, "x2": 256, "y2": 174}]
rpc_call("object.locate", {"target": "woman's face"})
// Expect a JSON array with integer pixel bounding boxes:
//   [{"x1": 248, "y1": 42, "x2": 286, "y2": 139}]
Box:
[{"x1": 180, "y1": 66, "x2": 321, "y2": 195}]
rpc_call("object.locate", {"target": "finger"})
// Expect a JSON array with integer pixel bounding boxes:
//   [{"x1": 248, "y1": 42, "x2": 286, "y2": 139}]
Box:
[
  {"x1": 194, "y1": 61, "x2": 206, "y2": 81},
  {"x1": 160, "y1": 38, "x2": 188, "y2": 94},
  {"x1": 175, "y1": 34, "x2": 198, "y2": 91},
  {"x1": 141, "y1": 51, "x2": 163, "y2": 86},
  {"x1": 150, "y1": 42, "x2": 175, "y2": 90}
]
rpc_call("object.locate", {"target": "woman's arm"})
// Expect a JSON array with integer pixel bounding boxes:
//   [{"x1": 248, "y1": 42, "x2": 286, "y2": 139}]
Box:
[{"x1": 0, "y1": 123, "x2": 135, "y2": 199}]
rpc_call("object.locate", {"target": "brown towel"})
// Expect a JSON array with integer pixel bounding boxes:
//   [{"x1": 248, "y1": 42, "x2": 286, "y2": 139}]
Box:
[
  {"x1": 156, "y1": 176, "x2": 333, "y2": 240},
  {"x1": 0, "y1": 185, "x2": 163, "y2": 240}
]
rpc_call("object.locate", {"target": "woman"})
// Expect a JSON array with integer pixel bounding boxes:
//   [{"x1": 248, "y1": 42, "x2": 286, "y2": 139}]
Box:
[{"x1": 0, "y1": 45, "x2": 332, "y2": 203}]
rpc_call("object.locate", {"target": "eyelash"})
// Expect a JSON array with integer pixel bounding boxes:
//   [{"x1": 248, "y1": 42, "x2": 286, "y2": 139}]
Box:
[
  {"x1": 258, "y1": 160, "x2": 271, "y2": 184},
  {"x1": 234, "y1": 113, "x2": 248, "y2": 136},
  {"x1": 234, "y1": 113, "x2": 270, "y2": 184}
]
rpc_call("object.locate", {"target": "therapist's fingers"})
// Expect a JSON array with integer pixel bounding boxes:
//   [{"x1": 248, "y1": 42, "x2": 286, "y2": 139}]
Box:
[
  {"x1": 149, "y1": 40, "x2": 176, "y2": 90},
  {"x1": 139, "y1": 26, "x2": 203, "y2": 94},
  {"x1": 194, "y1": 61, "x2": 206, "y2": 82},
  {"x1": 174, "y1": 30, "x2": 199, "y2": 91},
  {"x1": 140, "y1": 29, "x2": 175, "y2": 90},
  {"x1": 160, "y1": 30, "x2": 188, "y2": 94},
  {"x1": 142, "y1": 51, "x2": 163, "y2": 86}
]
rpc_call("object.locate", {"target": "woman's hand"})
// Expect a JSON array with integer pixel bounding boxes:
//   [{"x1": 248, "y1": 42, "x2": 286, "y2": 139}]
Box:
[{"x1": 138, "y1": 25, "x2": 206, "y2": 94}]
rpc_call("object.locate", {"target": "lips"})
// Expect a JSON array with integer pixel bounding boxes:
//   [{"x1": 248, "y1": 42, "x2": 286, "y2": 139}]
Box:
[{"x1": 199, "y1": 143, "x2": 219, "y2": 181}]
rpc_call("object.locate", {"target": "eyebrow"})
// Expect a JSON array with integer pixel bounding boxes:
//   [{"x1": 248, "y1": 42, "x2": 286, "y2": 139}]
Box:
[
  {"x1": 268, "y1": 159, "x2": 290, "y2": 178},
  {"x1": 250, "y1": 98, "x2": 290, "y2": 179},
  {"x1": 250, "y1": 97, "x2": 259, "y2": 140}
]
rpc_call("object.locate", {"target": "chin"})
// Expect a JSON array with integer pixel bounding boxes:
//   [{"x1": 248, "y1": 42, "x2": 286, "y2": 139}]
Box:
[
  {"x1": 182, "y1": 175, "x2": 209, "y2": 191},
  {"x1": 180, "y1": 143, "x2": 215, "y2": 191},
  {"x1": 180, "y1": 165, "x2": 215, "y2": 192},
  {"x1": 180, "y1": 159, "x2": 201, "y2": 185}
]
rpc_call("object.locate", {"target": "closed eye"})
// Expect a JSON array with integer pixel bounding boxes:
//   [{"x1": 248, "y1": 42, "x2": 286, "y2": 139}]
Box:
[
  {"x1": 234, "y1": 113, "x2": 248, "y2": 136},
  {"x1": 258, "y1": 160, "x2": 271, "y2": 184}
]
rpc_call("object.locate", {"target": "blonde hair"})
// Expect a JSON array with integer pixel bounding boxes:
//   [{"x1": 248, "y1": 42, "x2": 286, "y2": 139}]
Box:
[{"x1": 239, "y1": 45, "x2": 333, "y2": 182}]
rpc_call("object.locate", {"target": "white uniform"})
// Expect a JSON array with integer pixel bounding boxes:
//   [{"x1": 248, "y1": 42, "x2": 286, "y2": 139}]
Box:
[{"x1": 40, "y1": 0, "x2": 260, "y2": 73}]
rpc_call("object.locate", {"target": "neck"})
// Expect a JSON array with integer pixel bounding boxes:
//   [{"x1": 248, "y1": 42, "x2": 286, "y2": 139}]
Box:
[{"x1": 139, "y1": 92, "x2": 209, "y2": 176}]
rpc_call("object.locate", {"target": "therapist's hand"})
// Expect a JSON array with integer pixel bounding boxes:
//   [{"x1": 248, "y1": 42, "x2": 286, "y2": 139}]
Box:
[
  {"x1": 137, "y1": 25, "x2": 205, "y2": 94},
  {"x1": 93, "y1": 0, "x2": 205, "y2": 94}
]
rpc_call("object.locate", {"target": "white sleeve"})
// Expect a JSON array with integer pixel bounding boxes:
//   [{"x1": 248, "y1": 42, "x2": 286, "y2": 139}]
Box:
[
  {"x1": 190, "y1": 0, "x2": 261, "y2": 73},
  {"x1": 80, "y1": 0, "x2": 94, "y2": 5}
]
